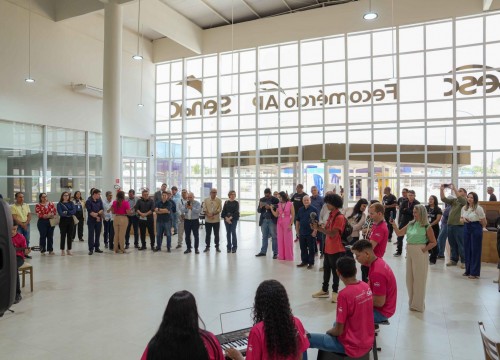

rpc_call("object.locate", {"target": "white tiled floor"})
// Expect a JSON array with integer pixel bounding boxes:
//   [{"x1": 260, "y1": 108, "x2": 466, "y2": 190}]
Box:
[{"x1": 2, "y1": 221, "x2": 499, "y2": 360}]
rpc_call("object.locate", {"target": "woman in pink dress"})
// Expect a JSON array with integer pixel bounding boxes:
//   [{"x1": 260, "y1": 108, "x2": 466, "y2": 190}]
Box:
[{"x1": 271, "y1": 191, "x2": 295, "y2": 261}]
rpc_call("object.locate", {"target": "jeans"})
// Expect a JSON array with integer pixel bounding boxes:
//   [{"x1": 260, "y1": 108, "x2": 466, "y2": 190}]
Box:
[
  {"x1": 437, "y1": 223, "x2": 448, "y2": 257},
  {"x1": 156, "y1": 219, "x2": 172, "y2": 249},
  {"x1": 205, "y1": 222, "x2": 220, "y2": 249},
  {"x1": 306, "y1": 331, "x2": 345, "y2": 357},
  {"x1": 87, "y1": 220, "x2": 102, "y2": 251},
  {"x1": 184, "y1": 219, "x2": 200, "y2": 250},
  {"x1": 103, "y1": 220, "x2": 115, "y2": 249},
  {"x1": 448, "y1": 224, "x2": 465, "y2": 263},
  {"x1": 374, "y1": 309, "x2": 389, "y2": 323},
  {"x1": 125, "y1": 215, "x2": 139, "y2": 246},
  {"x1": 323, "y1": 252, "x2": 345, "y2": 293},
  {"x1": 172, "y1": 212, "x2": 178, "y2": 233},
  {"x1": 463, "y1": 222, "x2": 483, "y2": 276},
  {"x1": 37, "y1": 219, "x2": 54, "y2": 252},
  {"x1": 260, "y1": 219, "x2": 277, "y2": 255},
  {"x1": 139, "y1": 219, "x2": 155, "y2": 248},
  {"x1": 299, "y1": 234, "x2": 316, "y2": 265},
  {"x1": 17, "y1": 225, "x2": 30, "y2": 247},
  {"x1": 225, "y1": 219, "x2": 238, "y2": 251}
]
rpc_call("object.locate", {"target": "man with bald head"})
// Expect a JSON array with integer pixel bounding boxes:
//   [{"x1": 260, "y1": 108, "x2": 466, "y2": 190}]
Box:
[{"x1": 295, "y1": 195, "x2": 320, "y2": 269}]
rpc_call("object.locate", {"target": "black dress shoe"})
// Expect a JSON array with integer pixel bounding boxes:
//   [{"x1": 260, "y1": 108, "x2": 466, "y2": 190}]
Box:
[
  {"x1": 95, "y1": 249, "x2": 103, "y2": 253},
  {"x1": 273, "y1": 254, "x2": 278, "y2": 259},
  {"x1": 203, "y1": 248, "x2": 210, "y2": 253},
  {"x1": 232, "y1": 249, "x2": 237, "y2": 253},
  {"x1": 227, "y1": 249, "x2": 231, "y2": 253},
  {"x1": 79, "y1": 238, "x2": 84, "y2": 242},
  {"x1": 184, "y1": 249, "x2": 192, "y2": 254},
  {"x1": 104, "y1": 244, "x2": 108, "y2": 249},
  {"x1": 138, "y1": 246, "x2": 146, "y2": 250},
  {"x1": 134, "y1": 244, "x2": 139, "y2": 249},
  {"x1": 88, "y1": 251, "x2": 93, "y2": 255},
  {"x1": 255, "y1": 253, "x2": 266, "y2": 257},
  {"x1": 125, "y1": 245, "x2": 130, "y2": 249},
  {"x1": 215, "y1": 247, "x2": 221, "y2": 253},
  {"x1": 167, "y1": 248, "x2": 171, "y2": 253},
  {"x1": 175, "y1": 245, "x2": 182, "y2": 249},
  {"x1": 297, "y1": 263, "x2": 307, "y2": 267},
  {"x1": 153, "y1": 248, "x2": 161, "y2": 252},
  {"x1": 195, "y1": 249, "x2": 200, "y2": 254}
]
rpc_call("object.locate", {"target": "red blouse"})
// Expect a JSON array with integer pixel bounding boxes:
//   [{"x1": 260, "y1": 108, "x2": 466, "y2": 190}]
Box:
[{"x1": 35, "y1": 202, "x2": 57, "y2": 219}]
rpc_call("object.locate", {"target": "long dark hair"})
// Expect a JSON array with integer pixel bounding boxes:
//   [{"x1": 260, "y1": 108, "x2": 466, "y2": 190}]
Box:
[
  {"x1": 116, "y1": 191, "x2": 125, "y2": 208},
  {"x1": 253, "y1": 280, "x2": 298, "y2": 358},
  {"x1": 465, "y1": 192, "x2": 479, "y2": 211},
  {"x1": 73, "y1": 191, "x2": 82, "y2": 201},
  {"x1": 279, "y1": 191, "x2": 289, "y2": 202},
  {"x1": 147, "y1": 291, "x2": 209, "y2": 360},
  {"x1": 428, "y1": 195, "x2": 439, "y2": 208},
  {"x1": 348, "y1": 198, "x2": 368, "y2": 221}
]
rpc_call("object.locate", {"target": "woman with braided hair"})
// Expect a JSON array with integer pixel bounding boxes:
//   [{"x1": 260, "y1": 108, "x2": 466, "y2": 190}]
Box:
[{"x1": 225, "y1": 280, "x2": 309, "y2": 360}]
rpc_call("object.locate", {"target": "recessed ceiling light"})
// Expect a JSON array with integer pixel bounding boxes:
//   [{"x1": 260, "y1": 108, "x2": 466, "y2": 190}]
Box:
[{"x1": 363, "y1": 12, "x2": 378, "y2": 20}]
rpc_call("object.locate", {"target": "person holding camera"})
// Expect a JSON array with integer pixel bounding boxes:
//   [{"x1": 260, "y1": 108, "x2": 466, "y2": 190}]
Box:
[
  {"x1": 180, "y1": 192, "x2": 202, "y2": 254},
  {"x1": 440, "y1": 184, "x2": 467, "y2": 268},
  {"x1": 394, "y1": 190, "x2": 420, "y2": 257},
  {"x1": 255, "y1": 188, "x2": 279, "y2": 259}
]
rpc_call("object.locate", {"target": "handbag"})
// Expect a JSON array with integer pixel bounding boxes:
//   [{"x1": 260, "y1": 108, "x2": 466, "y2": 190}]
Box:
[
  {"x1": 49, "y1": 216, "x2": 60, "y2": 227},
  {"x1": 72, "y1": 215, "x2": 79, "y2": 225}
]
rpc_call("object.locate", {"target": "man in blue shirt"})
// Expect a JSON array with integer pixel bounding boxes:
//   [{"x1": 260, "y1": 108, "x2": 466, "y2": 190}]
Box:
[
  {"x1": 155, "y1": 190, "x2": 176, "y2": 252},
  {"x1": 179, "y1": 192, "x2": 202, "y2": 254},
  {"x1": 295, "y1": 196, "x2": 319, "y2": 269}
]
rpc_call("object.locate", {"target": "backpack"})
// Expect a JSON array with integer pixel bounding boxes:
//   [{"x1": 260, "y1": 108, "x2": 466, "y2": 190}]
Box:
[{"x1": 333, "y1": 212, "x2": 353, "y2": 246}]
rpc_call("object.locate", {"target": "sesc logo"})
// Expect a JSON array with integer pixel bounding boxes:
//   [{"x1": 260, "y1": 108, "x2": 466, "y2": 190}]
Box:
[{"x1": 443, "y1": 64, "x2": 500, "y2": 96}]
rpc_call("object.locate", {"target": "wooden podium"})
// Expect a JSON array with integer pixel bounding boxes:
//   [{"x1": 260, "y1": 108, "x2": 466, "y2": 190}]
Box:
[{"x1": 478, "y1": 201, "x2": 500, "y2": 264}]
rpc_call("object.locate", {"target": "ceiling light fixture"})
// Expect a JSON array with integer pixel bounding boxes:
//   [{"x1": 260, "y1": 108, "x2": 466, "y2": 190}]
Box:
[
  {"x1": 25, "y1": 0, "x2": 35, "y2": 83},
  {"x1": 363, "y1": 0, "x2": 378, "y2": 20},
  {"x1": 132, "y1": 0, "x2": 143, "y2": 60}
]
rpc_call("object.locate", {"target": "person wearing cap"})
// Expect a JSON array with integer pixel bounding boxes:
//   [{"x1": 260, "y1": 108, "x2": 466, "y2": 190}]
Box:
[{"x1": 255, "y1": 188, "x2": 279, "y2": 259}]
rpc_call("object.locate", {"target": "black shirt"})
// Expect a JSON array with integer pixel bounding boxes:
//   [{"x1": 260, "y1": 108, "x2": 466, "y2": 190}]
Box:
[
  {"x1": 135, "y1": 197, "x2": 155, "y2": 220},
  {"x1": 291, "y1": 192, "x2": 308, "y2": 214},
  {"x1": 399, "y1": 199, "x2": 420, "y2": 227},
  {"x1": 383, "y1": 194, "x2": 398, "y2": 217},
  {"x1": 221, "y1": 200, "x2": 240, "y2": 221},
  {"x1": 155, "y1": 200, "x2": 176, "y2": 222},
  {"x1": 489, "y1": 194, "x2": 497, "y2": 202},
  {"x1": 425, "y1": 205, "x2": 442, "y2": 234},
  {"x1": 258, "y1": 196, "x2": 279, "y2": 224}
]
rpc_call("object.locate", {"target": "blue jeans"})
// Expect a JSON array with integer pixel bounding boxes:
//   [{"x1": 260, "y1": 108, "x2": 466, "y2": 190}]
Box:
[
  {"x1": 306, "y1": 331, "x2": 345, "y2": 359},
  {"x1": 172, "y1": 212, "x2": 178, "y2": 233},
  {"x1": 17, "y1": 224, "x2": 30, "y2": 247},
  {"x1": 37, "y1": 219, "x2": 54, "y2": 252},
  {"x1": 374, "y1": 309, "x2": 389, "y2": 323},
  {"x1": 437, "y1": 223, "x2": 448, "y2": 257},
  {"x1": 156, "y1": 220, "x2": 172, "y2": 249},
  {"x1": 88, "y1": 220, "x2": 102, "y2": 251},
  {"x1": 463, "y1": 222, "x2": 483, "y2": 276},
  {"x1": 225, "y1": 219, "x2": 238, "y2": 251},
  {"x1": 447, "y1": 224, "x2": 465, "y2": 263},
  {"x1": 260, "y1": 219, "x2": 277, "y2": 255},
  {"x1": 103, "y1": 220, "x2": 114, "y2": 248}
]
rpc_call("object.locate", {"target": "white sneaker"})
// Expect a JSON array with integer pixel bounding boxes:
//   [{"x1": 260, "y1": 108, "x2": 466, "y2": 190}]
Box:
[{"x1": 312, "y1": 290, "x2": 329, "y2": 298}]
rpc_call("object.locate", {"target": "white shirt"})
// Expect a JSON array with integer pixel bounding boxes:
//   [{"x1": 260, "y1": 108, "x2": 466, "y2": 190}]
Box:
[{"x1": 461, "y1": 205, "x2": 485, "y2": 222}]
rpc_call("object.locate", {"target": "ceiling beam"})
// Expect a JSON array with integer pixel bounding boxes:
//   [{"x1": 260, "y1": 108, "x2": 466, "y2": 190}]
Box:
[
  {"x1": 483, "y1": 0, "x2": 493, "y2": 10},
  {"x1": 239, "y1": 0, "x2": 261, "y2": 18},
  {"x1": 199, "y1": 0, "x2": 231, "y2": 24}
]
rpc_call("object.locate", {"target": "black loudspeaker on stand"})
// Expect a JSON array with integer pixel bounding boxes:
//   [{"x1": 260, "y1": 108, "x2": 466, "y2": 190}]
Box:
[{"x1": 0, "y1": 200, "x2": 16, "y2": 317}]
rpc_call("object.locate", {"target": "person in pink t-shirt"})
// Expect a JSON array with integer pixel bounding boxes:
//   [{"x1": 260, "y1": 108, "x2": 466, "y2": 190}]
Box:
[
  {"x1": 141, "y1": 290, "x2": 224, "y2": 360},
  {"x1": 305, "y1": 257, "x2": 374, "y2": 359},
  {"x1": 225, "y1": 280, "x2": 309, "y2": 360},
  {"x1": 352, "y1": 239, "x2": 397, "y2": 323}
]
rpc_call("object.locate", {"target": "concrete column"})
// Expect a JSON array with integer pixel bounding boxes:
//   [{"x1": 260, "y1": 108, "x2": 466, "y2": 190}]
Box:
[{"x1": 102, "y1": 0, "x2": 122, "y2": 193}]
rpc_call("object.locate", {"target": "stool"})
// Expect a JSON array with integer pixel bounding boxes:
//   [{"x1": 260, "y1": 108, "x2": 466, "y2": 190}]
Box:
[
  {"x1": 373, "y1": 320, "x2": 390, "y2": 360},
  {"x1": 317, "y1": 349, "x2": 370, "y2": 360},
  {"x1": 18, "y1": 262, "x2": 33, "y2": 292}
]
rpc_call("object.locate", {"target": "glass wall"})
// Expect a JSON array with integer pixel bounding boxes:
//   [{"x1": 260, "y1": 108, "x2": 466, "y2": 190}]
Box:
[
  {"x1": 155, "y1": 12, "x2": 500, "y2": 220},
  {"x1": 0, "y1": 120, "x2": 149, "y2": 204}
]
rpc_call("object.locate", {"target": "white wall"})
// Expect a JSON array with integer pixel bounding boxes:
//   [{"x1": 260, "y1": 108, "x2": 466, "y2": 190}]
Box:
[{"x1": 0, "y1": 1, "x2": 155, "y2": 139}]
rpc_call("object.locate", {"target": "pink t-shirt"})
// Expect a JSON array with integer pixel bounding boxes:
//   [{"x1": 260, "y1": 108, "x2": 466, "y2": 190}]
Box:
[
  {"x1": 140, "y1": 330, "x2": 224, "y2": 360},
  {"x1": 368, "y1": 220, "x2": 388, "y2": 258},
  {"x1": 12, "y1": 233, "x2": 27, "y2": 258},
  {"x1": 336, "y1": 281, "x2": 374, "y2": 358},
  {"x1": 246, "y1": 316, "x2": 309, "y2": 360},
  {"x1": 112, "y1": 200, "x2": 130, "y2": 215},
  {"x1": 368, "y1": 257, "x2": 397, "y2": 319}
]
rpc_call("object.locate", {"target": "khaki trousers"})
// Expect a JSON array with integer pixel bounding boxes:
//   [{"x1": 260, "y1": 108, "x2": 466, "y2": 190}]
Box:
[
  {"x1": 177, "y1": 218, "x2": 185, "y2": 246},
  {"x1": 406, "y1": 244, "x2": 429, "y2": 312},
  {"x1": 113, "y1": 216, "x2": 128, "y2": 252}
]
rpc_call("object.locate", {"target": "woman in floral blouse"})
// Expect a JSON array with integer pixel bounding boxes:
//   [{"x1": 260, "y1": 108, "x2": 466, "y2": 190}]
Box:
[{"x1": 35, "y1": 193, "x2": 57, "y2": 255}]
